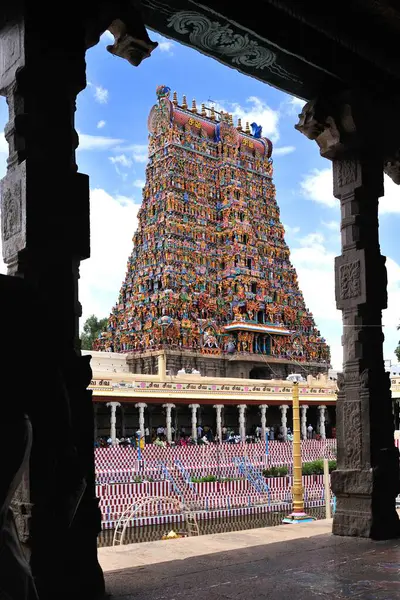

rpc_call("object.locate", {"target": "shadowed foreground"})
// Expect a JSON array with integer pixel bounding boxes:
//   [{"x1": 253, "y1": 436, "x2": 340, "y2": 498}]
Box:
[{"x1": 103, "y1": 523, "x2": 400, "y2": 599}]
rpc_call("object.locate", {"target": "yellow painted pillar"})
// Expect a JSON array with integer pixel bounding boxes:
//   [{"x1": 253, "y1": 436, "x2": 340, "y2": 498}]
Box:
[{"x1": 291, "y1": 382, "x2": 304, "y2": 513}]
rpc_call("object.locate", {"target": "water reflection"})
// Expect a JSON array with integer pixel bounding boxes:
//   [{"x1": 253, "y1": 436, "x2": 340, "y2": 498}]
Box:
[{"x1": 98, "y1": 507, "x2": 327, "y2": 547}]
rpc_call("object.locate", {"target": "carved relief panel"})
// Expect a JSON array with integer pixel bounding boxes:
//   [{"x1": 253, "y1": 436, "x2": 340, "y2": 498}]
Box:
[
  {"x1": 335, "y1": 249, "x2": 366, "y2": 310},
  {"x1": 0, "y1": 162, "x2": 26, "y2": 262}
]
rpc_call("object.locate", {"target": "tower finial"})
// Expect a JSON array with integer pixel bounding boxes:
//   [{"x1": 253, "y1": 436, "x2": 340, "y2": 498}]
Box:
[
  {"x1": 201, "y1": 103, "x2": 206, "y2": 116},
  {"x1": 237, "y1": 118, "x2": 243, "y2": 131},
  {"x1": 173, "y1": 91, "x2": 178, "y2": 105},
  {"x1": 229, "y1": 114, "x2": 234, "y2": 126},
  {"x1": 210, "y1": 106, "x2": 216, "y2": 121},
  {"x1": 245, "y1": 121, "x2": 250, "y2": 134},
  {"x1": 182, "y1": 95, "x2": 188, "y2": 110},
  {"x1": 191, "y1": 99, "x2": 197, "y2": 113}
]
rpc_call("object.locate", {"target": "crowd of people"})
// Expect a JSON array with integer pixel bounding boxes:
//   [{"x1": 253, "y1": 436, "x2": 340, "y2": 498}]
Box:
[{"x1": 94, "y1": 421, "x2": 331, "y2": 448}]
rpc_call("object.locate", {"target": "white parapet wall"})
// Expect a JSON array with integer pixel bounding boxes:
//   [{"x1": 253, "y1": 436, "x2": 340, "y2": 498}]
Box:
[{"x1": 82, "y1": 350, "x2": 130, "y2": 374}]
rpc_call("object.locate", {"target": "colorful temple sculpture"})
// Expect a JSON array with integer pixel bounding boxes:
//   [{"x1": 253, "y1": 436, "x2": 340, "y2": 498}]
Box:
[{"x1": 95, "y1": 85, "x2": 331, "y2": 379}]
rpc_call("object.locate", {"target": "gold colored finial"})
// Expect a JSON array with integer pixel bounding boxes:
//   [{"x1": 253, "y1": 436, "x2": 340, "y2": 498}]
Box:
[
  {"x1": 172, "y1": 91, "x2": 178, "y2": 105},
  {"x1": 245, "y1": 121, "x2": 250, "y2": 134},
  {"x1": 182, "y1": 95, "x2": 188, "y2": 110},
  {"x1": 237, "y1": 118, "x2": 243, "y2": 131},
  {"x1": 191, "y1": 99, "x2": 197, "y2": 113},
  {"x1": 229, "y1": 114, "x2": 234, "y2": 125},
  {"x1": 201, "y1": 103, "x2": 206, "y2": 116},
  {"x1": 210, "y1": 106, "x2": 216, "y2": 121}
]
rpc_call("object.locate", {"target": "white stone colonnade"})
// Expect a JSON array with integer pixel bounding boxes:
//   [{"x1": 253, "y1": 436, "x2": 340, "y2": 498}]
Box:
[
  {"x1": 135, "y1": 403, "x2": 147, "y2": 438},
  {"x1": 237, "y1": 404, "x2": 247, "y2": 441},
  {"x1": 213, "y1": 404, "x2": 224, "y2": 441},
  {"x1": 188, "y1": 404, "x2": 200, "y2": 439},
  {"x1": 318, "y1": 405, "x2": 326, "y2": 440},
  {"x1": 163, "y1": 403, "x2": 175, "y2": 443},
  {"x1": 280, "y1": 404, "x2": 289, "y2": 441},
  {"x1": 259, "y1": 404, "x2": 268, "y2": 441},
  {"x1": 301, "y1": 405, "x2": 308, "y2": 440},
  {"x1": 106, "y1": 401, "x2": 121, "y2": 445}
]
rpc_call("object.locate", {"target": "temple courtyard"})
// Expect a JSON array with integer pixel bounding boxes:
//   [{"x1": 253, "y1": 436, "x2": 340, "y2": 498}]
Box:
[{"x1": 100, "y1": 519, "x2": 400, "y2": 599}]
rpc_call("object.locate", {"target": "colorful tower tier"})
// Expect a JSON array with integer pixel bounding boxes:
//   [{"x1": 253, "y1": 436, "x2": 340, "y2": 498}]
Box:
[{"x1": 94, "y1": 85, "x2": 330, "y2": 378}]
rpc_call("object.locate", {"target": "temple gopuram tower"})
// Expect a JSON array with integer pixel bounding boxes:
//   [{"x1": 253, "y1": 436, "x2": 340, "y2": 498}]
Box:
[{"x1": 95, "y1": 85, "x2": 330, "y2": 379}]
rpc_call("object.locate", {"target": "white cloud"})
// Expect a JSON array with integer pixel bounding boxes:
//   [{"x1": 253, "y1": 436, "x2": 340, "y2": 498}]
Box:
[
  {"x1": 0, "y1": 131, "x2": 7, "y2": 154},
  {"x1": 80, "y1": 189, "x2": 140, "y2": 327},
  {"x1": 116, "y1": 143, "x2": 148, "y2": 164},
  {"x1": 273, "y1": 146, "x2": 295, "y2": 157},
  {"x1": 158, "y1": 40, "x2": 174, "y2": 54},
  {"x1": 132, "y1": 146, "x2": 148, "y2": 163},
  {"x1": 94, "y1": 85, "x2": 109, "y2": 104},
  {"x1": 97, "y1": 120, "x2": 106, "y2": 129},
  {"x1": 380, "y1": 176, "x2": 400, "y2": 215},
  {"x1": 77, "y1": 132, "x2": 124, "y2": 151},
  {"x1": 133, "y1": 179, "x2": 145, "y2": 189},
  {"x1": 101, "y1": 31, "x2": 114, "y2": 43},
  {"x1": 322, "y1": 220, "x2": 339, "y2": 231},
  {"x1": 290, "y1": 231, "x2": 341, "y2": 370},
  {"x1": 301, "y1": 167, "x2": 400, "y2": 215},
  {"x1": 283, "y1": 223, "x2": 300, "y2": 236},
  {"x1": 301, "y1": 168, "x2": 336, "y2": 208},
  {"x1": 381, "y1": 256, "x2": 400, "y2": 366},
  {"x1": 286, "y1": 96, "x2": 306, "y2": 116},
  {"x1": 289, "y1": 227, "x2": 400, "y2": 370},
  {"x1": 109, "y1": 154, "x2": 132, "y2": 168},
  {"x1": 208, "y1": 96, "x2": 280, "y2": 143}
]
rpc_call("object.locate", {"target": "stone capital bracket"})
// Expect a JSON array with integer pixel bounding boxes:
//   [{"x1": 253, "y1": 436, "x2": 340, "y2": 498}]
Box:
[
  {"x1": 384, "y1": 149, "x2": 400, "y2": 184},
  {"x1": 84, "y1": 0, "x2": 158, "y2": 67},
  {"x1": 295, "y1": 91, "x2": 400, "y2": 187},
  {"x1": 295, "y1": 93, "x2": 359, "y2": 161}
]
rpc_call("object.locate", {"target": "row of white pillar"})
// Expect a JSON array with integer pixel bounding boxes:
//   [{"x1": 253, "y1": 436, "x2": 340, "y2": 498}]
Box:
[{"x1": 104, "y1": 402, "x2": 328, "y2": 444}]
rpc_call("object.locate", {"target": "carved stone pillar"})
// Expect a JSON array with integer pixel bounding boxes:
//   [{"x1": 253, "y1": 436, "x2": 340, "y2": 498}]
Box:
[
  {"x1": 163, "y1": 404, "x2": 175, "y2": 443},
  {"x1": 0, "y1": 6, "x2": 158, "y2": 598},
  {"x1": 135, "y1": 403, "x2": 147, "y2": 438},
  {"x1": 259, "y1": 404, "x2": 268, "y2": 441},
  {"x1": 213, "y1": 404, "x2": 224, "y2": 442},
  {"x1": 301, "y1": 405, "x2": 308, "y2": 440},
  {"x1": 318, "y1": 405, "x2": 326, "y2": 440},
  {"x1": 0, "y1": 11, "x2": 106, "y2": 599},
  {"x1": 189, "y1": 404, "x2": 199, "y2": 440},
  {"x1": 280, "y1": 405, "x2": 289, "y2": 441},
  {"x1": 106, "y1": 402, "x2": 121, "y2": 444},
  {"x1": 237, "y1": 404, "x2": 247, "y2": 441},
  {"x1": 296, "y1": 94, "x2": 400, "y2": 539}
]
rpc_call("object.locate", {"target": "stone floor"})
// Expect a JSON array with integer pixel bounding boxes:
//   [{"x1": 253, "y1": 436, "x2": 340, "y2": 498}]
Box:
[{"x1": 100, "y1": 520, "x2": 400, "y2": 599}]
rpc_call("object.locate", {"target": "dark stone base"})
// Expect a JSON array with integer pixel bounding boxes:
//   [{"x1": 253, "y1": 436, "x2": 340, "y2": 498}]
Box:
[
  {"x1": 333, "y1": 505, "x2": 400, "y2": 539},
  {"x1": 332, "y1": 468, "x2": 400, "y2": 539},
  {"x1": 127, "y1": 350, "x2": 328, "y2": 380}
]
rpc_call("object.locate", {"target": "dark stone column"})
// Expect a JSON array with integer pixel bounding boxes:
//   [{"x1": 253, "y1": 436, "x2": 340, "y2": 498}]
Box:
[
  {"x1": 94, "y1": 403, "x2": 98, "y2": 441},
  {"x1": 296, "y1": 93, "x2": 400, "y2": 539},
  {"x1": 332, "y1": 156, "x2": 400, "y2": 538},
  {"x1": 0, "y1": 7, "x2": 104, "y2": 599}
]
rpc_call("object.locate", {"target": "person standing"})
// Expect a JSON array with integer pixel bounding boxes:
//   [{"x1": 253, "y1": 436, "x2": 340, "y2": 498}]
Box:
[
  {"x1": 144, "y1": 426, "x2": 150, "y2": 444},
  {"x1": 307, "y1": 424, "x2": 313, "y2": 439}
]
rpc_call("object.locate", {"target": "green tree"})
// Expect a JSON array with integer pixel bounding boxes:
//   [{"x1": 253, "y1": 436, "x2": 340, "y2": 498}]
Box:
[
  {"x1": 80, "y1": 315, "x2": 108, "y2": 350},
  {"x1": 396, "y1": 325, "x2": 400, "y2": 362}
]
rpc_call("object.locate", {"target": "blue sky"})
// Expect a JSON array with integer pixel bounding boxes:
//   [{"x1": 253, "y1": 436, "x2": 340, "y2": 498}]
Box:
[{"x1": 1, "y1": 31, "x2": 400, "y2": 371}]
